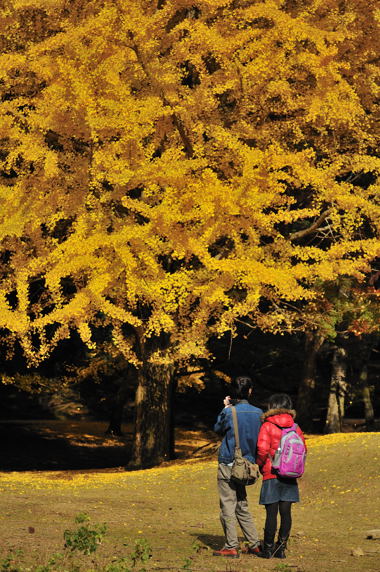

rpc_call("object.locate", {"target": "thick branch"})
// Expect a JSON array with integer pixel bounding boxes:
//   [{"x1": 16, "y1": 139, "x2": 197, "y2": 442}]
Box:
[
  {"x1": 129, "y1": 37, "x2": 194, "y2": 159},
  {"x1": 290, "y1": 209, "x2": 332, "y2": 241},
  {"x1": 171, "y1": 113, "x2": 194, "y2": 158}
]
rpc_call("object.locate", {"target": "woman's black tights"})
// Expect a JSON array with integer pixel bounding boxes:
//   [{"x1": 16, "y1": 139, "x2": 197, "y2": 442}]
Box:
[{"x1": 264, "y1": 501, "x2": 292, "y2": 545}]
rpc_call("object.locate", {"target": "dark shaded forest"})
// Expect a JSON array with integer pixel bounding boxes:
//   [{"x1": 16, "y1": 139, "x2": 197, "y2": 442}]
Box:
[{"x1": 1, "y1": 324, "x2": 379, "y2": 471}]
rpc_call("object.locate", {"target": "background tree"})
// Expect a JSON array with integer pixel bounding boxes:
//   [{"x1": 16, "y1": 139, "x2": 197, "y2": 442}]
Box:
[
  {"x1": 292, "y1": 275, "x2": 380, "y2": 431},
  {"x1": 0, "y1": 0, "x2": 379, "y2": 466}
]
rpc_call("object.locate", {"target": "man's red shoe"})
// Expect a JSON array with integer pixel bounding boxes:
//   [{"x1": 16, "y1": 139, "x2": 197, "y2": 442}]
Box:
[
  {"x1": 245, "y1": 545, "x2": 261, "y2": 555},
  {"x1": 213, "y1": 548, "x2": 239, "y2": 558}
]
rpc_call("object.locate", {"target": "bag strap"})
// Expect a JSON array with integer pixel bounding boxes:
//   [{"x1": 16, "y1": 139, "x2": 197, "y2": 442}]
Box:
[
  {"x1": 274, "y1": 422, "x2": 298, "y2": 432},
  {"x1": 231, "y1": 406, "x2": 240, "y2": 449}
]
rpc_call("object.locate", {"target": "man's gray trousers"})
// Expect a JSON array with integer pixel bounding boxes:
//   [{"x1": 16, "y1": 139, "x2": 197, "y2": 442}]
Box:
[{"x1": 217, "y1": 463, "x2": 260, "y2": 550}]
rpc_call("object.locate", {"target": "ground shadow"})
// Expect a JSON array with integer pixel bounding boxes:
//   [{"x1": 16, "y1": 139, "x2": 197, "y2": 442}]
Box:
[
  {"x1": 0, "y1": 420, "x2": 219, "y2": 471},
  {"x1": 0, "y1": 420, "x2": 131, "y2": 470},
  {"x1": 194, "y1": 533, "x2": 226, "y2": 551}
]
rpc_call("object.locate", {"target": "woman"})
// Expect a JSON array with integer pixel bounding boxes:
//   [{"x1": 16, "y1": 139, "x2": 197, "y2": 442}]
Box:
[{"x1": 256, "y1": 393, "x2": 306, "y2": 559}]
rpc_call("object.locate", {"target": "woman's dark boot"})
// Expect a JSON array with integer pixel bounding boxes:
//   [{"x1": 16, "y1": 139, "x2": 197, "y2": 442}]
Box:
[
  {"x1": 273, "y1": 537, "x2": 287, "y2": 558},
  {"x1": 257, "y1": 543, "x2": 275, "y2": 558}
]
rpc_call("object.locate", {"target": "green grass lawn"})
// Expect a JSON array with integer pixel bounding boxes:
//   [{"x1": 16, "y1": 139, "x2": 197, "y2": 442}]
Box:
[{"x1": 0, "y1": 432, "x2": 379, "y2": 571}]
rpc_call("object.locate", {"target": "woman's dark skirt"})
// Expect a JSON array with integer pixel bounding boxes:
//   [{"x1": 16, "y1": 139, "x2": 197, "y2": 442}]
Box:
[{"x1": 259, "y1": 477, "x2": 300, "y2": 505}]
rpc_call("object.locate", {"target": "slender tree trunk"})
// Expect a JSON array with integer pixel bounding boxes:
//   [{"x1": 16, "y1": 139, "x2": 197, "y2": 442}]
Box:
[
  {"x1": 128, "y1": 362, "x2": 175, "y2": 469},
  {"x1": 354, "y1": 335, "x2": 376, "y2": 431},
  {"x1": 169, "y1": 376, "x2": 178, "y2": 459},
  {"x1": 105, "y1": 375, "x2": 130, "y2": 436},
  {"x1": 360, "y1": 362, "x2": 375, "y2": 430},
  {"x1": 325, "y1": 345, "x2": 347, "y2": 433},
  {"x1": 296, "y1": 332, "x2": 324, "y2": 431}
]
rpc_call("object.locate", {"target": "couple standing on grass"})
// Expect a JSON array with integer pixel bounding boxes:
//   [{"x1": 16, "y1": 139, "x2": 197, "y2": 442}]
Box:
[{"x1": 213, "y1": 376, "x2": 307, "y2": 560}]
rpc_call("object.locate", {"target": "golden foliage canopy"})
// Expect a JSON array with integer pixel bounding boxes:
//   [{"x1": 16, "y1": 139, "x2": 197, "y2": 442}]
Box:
[{"x1": 0, "y1": 0, "x2": 379, "y2": 365}]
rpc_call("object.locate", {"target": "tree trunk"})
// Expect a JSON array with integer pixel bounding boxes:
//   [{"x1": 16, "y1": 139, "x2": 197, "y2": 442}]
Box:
[
  {"x1": 106, "y1": 372, "x2": 133, "y2": 436},
  {"x1": 105, "y1": 384, "x2": 128, "y2": 436},
  {"x1": 354, "y1": 335, "x2": 376, "y2": 431},
  {"x1": 325, "y1": 345, "x2": 347, "y2": 433},
  {"x1": 169, "y1": 376, "x2": 178, "y2": 459},
  {"x1": 128, "y1": 363, "x2": 175, "y2": 469},
  {"x1": 296, "y1": 332, "x2": 324, "y2": 431},
  {"x1": 360, "y1": 362, "x2": 375, "y2": 430}
]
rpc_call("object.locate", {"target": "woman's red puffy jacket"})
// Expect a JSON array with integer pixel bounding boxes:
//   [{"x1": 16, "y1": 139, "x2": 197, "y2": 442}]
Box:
[{"x1": 256, "y1": 408, "x2": 307, "y2": 481}]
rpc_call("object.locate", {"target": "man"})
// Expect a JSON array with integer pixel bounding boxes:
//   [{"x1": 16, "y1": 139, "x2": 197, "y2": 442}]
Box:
[{"x1": 213, "y1": 375, "x2": 263, "y2": 558}]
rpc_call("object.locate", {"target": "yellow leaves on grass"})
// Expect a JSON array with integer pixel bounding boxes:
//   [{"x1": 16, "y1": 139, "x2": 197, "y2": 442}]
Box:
[
  {"x1": 0, "y1": 432, "x2": 376, "y2": 493},
  {"x1": 305, "y1": 432, "x2": 375, "y2": 448},
  {"x1": 0, "y1": 458, "x2": 218, "y2": 492}
]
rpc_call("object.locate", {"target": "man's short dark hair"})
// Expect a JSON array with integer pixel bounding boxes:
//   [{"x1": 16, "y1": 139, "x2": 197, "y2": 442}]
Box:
[{"x1": 230, "y1": 376, "x2": 253, "y2": 400}]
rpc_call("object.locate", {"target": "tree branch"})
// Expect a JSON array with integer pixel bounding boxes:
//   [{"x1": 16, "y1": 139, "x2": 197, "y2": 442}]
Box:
[
  {"x1": 129, "y1": 36, "x2": 194, "y2": 159},
  {"x1": 290, "y1": 209, "x2": 332, "y2": 241},
  {"x1": 170, "y1": 113, "x2": 194, "y2": 158}
]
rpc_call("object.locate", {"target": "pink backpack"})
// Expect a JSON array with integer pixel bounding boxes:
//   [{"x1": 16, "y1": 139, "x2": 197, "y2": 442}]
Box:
[{"x1": 271, "y1": 423, "x2": 306, "y2": 478}]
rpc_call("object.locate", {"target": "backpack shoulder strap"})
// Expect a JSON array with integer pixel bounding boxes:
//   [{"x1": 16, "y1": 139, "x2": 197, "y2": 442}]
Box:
[
  {"x1": 274, "y1": 423, "x2": 297, "y2": 436},
  {"x1": 231, "y1": 406, "x2": 240, "y2": 449}
]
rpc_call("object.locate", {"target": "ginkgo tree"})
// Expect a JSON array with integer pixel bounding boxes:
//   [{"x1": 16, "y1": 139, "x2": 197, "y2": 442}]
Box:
[{"x1": 0, "y1": 0, "x2": 379, "y2": 467}]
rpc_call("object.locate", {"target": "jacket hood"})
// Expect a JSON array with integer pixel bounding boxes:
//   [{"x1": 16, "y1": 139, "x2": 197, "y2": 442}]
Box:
[{"x1": 261, "y1": 408, "x2": 296, "y2": 427}]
